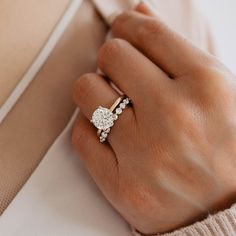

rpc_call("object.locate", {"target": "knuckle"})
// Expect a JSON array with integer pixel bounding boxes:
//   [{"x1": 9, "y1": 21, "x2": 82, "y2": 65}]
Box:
[
  {"x1": 191, "y1": 57, "x2": 231, "y2": 99},
  {"x1": 98, "y1": 39, "x2": 126, "y2": 68},
  {"x1": 112, "y1": 11, "x2": 133, "y2": 32},
  {"x1": 189, "y1": 54, "x2": 223, "y2": 79},
  {"x1": 137, "y1": 18, "x2": 164, "y2": 42},
  {"x1": 145, "y1": 19, "x2": 163, "y2": 34},
  {"x1": 74, "y1": 73, "x2": 97, "y2": 104}
]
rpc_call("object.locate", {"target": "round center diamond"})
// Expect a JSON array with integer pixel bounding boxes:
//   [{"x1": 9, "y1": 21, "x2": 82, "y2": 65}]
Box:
[{"x1": 91, "y1": 107, "x2": 114, "y2": 130}]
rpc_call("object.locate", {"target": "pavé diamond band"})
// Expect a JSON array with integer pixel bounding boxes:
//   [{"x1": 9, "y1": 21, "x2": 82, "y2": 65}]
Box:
[{"x1": 91, "y1": 96, "x2": 131, "y2": 143}]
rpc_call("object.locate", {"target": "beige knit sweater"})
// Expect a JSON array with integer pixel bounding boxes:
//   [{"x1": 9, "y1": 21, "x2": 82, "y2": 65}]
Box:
[{"x1": 133, "y1": 204, "x2": 236, "y2": 236}]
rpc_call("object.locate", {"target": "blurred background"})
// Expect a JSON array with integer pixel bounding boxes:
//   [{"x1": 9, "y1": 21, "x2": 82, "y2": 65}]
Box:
[{"x1": 198, "y1": 0, "x2": 236, "y2": 73}]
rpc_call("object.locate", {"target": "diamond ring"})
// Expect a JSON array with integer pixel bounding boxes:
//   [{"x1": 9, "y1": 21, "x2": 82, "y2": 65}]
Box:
[{"x1": 91, "y1": 96, "x2": 131, "y2": 143}]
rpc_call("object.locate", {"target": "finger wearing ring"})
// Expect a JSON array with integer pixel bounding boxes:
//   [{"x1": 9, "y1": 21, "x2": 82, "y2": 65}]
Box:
[
  {"x1": 91, "y1": 97, "x2": 131, "y2": 143},
  {"x1": 74, "y1": 73, "x2": 132, "y2": 144},
  {"x1": 74, "y1": 73, "x2": 119, "y2": 121}
]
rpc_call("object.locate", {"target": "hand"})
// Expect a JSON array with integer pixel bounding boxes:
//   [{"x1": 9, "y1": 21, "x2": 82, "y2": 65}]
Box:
[{"x1": 72, "y1": 3, "x2": 236, "y2": 235}]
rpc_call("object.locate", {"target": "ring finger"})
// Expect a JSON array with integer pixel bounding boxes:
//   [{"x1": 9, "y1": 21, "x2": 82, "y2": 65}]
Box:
[{"x1": 73, "y1": 73, "x2": 135, "y2": 146}]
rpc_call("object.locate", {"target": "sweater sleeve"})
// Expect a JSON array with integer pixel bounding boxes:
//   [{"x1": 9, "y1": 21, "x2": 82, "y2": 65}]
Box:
[{"x1": 132, "y1": 204, "x2": 236, "y2": 236}]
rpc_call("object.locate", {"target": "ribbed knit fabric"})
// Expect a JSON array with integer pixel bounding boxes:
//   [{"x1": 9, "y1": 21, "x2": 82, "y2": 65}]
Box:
[{"x1": 132, "y1": 204, "x2": 236, "y2": 236}]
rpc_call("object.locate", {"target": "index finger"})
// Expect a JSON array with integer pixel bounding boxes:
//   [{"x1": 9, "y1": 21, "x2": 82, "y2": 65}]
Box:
[{"x1": 112, "y1": 4, "x2": 210, "y2": 78}]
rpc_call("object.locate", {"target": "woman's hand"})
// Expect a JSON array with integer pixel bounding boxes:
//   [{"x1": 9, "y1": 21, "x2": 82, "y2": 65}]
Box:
[{"x1": 72, "y1": 4, "x2": 236, "y2": 235}]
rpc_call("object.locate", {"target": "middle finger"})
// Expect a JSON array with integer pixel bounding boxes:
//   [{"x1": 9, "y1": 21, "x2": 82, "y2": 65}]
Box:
[{"x1": 97, "y1": 38, "x2": 171, "y2": 107}]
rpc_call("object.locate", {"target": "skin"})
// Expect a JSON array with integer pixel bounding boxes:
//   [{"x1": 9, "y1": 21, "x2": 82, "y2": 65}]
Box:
[
  {"x1": 0, "y1": 0, "x2": 106, "y2": 214},
  {"x1": 0, "y1": 0, "x2": 70, "y2": 106},
  {"x1": 72, "y1": 3, "x2": 236, "y2": 235}
]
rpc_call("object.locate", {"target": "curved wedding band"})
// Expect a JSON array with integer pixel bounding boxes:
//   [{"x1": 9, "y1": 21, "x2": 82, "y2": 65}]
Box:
[{"x1": 91, "y1": 96, "x2": 131, "y2": 143}]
